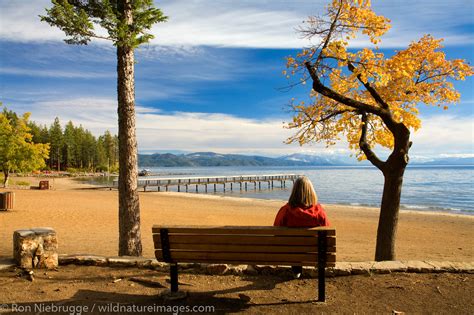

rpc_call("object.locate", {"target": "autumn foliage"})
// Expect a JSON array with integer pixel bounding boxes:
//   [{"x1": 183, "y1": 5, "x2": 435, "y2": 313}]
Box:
[{"x1": 286, "y1": 0, "x2": 473, "y2": 158}]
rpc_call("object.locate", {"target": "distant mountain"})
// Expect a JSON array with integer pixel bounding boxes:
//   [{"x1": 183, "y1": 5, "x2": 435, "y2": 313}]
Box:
[
  {"x1": 138, "y1": 152, "x2": 346, "y2": 167},
  {"x1": 279, "y1": 153, "x2": 347, "y2": 166},
  {"x1": 412, "y1": 157, "x2": 474, "y2": 166},
  {"x1": 138, "y1": 152, "x2": 474, "y2": 168}
]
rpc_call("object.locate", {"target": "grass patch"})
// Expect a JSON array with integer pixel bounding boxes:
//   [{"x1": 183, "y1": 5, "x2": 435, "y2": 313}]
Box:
[{"x1": 14, "y1": 180, "x2": 30, "y2": 186}]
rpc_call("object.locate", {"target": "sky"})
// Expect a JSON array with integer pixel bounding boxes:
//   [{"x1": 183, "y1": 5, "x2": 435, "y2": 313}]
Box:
[{"x1": 0, "y1": 0, "x2": 473, "y2": 161}]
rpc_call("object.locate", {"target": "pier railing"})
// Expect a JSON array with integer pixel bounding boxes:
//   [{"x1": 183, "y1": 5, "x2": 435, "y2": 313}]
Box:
[{"x1": 113, "y1": 174, "x2": 301, "y2": 193}]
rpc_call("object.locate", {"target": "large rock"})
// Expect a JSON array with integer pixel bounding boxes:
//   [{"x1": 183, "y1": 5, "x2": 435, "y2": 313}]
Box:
[{"x1": 13, "y1": 228, "x2": 58, "y2": 269}]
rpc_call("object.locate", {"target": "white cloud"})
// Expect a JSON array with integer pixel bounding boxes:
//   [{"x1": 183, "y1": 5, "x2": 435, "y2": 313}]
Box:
[
  {"x1": 1, "y1": 0, "x2": 472, "y2": 48},
  {"x1": 410, "y1": 114, "x2": 474, "y2": 156},
  {"x1": 0, "y1": 66, "x2": 113, "y2": 79},
  {"x1": 9, "y1": 98, "x2": 472, "y2": 158}
]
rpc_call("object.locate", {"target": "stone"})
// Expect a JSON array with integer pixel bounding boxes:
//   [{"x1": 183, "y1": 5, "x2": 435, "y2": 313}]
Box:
[
  {"x1": 243, "y1": 265, "x2": 258, "y2": 275},
  {"x1": 149, "y1": 260, "x2": 167, "y2": 270},
  {"x1": 75, "y1": 255, "x2": 108, "y2": 266},
  {"x1": 13, "y1": 228, "x2": 58, "y2": 269},
  {"x1": 225, "y1": 264, "x2": 248, "y2": 275},
  {"x1": 334, "y1": 262, "x2": 352, "y2": 276},
  {"x1": 449, "y1": 261, "x2": 474, "y2": 273},
  {"x1": 205, "y1": 264, "x2": 229, "y2": 275},
  {"x1": 349, "y1": 262, "x2": 372, "y2": 275},
  {"x1": 0, "y1": 258, "x2": 15, "y2": 271},
  {"x1": 371, "y1": 261, "x2": 408, "y2": 274},
  {"x1": 107, "y1": 257, "x2": 138, "y2": 267},
  {"x1": 403, "y1": 260, "x2": 433, "y2": 273},
  {"x1": 424, "y1": 261, "x2": 455, "y2": 272},
  {"x1": 135, "y1": 258, "x2": 156, "y2": 268}
]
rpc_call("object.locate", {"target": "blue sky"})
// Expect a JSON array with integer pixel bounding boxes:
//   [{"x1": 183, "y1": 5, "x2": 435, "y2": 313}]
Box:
[{"x1": 0, "y1": 0, "x2": 473, "y2": 160}]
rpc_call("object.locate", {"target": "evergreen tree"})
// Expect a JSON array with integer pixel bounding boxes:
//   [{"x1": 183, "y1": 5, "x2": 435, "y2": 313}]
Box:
[
  {"x1": 62, "y1": 121, "x2": 76, "y2": 169},
  {"x1": 49, "y1": 117, "x2": 63, "y2": 171}
]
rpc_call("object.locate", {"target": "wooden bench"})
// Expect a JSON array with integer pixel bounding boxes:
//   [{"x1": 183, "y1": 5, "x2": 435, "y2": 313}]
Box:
[{"x1": 152, "y1": 225, "x2": 336, "y2": 301}]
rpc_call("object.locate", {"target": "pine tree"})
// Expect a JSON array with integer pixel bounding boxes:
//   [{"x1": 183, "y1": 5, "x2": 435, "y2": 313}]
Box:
[{"x1": 41, "y1": 0, "x2": 167, "y2": 256}]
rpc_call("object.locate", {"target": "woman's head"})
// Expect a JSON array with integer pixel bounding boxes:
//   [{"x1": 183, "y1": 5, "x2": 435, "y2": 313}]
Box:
[{"x1": 288, "y1": 176, "x2": 318, "y2": 208}]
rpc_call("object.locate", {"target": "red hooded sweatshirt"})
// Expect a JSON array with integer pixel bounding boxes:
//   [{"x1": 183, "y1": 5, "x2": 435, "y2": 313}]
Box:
[{"x1": 273, "y1": 203, "x2": 330, "y2": 227}]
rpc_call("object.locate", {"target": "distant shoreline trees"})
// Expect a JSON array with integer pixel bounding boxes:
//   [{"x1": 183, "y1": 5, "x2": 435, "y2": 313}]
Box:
[{"x1": 28, "y1": 116, "x2": 119, "y2": 173}]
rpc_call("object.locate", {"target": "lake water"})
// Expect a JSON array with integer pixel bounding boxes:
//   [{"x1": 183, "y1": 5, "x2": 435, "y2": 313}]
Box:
[{"x1": 132, "y1": 165, "x2": 474, "y2": 215}]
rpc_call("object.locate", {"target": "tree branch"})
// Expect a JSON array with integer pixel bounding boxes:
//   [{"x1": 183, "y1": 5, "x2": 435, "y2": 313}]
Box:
[
  {"x1": 347, "y1": 61, "x2": 389, "y2": 110},
  {"x1": 359, "y1": 112, "x2": 385, "y2": 171},
  {"x1": 305, "y1": 61, "x2": 385, "y2": 116}
]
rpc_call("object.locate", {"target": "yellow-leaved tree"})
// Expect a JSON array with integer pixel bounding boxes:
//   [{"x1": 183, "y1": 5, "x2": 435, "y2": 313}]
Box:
[{"x1": 285, "y1": 0, "x2": 473, "y2": 260}]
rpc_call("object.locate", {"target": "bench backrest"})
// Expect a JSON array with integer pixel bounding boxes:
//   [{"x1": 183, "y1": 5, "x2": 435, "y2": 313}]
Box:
[{"x1": 152, "y1": 225, "x2": 336, "y2": 267}]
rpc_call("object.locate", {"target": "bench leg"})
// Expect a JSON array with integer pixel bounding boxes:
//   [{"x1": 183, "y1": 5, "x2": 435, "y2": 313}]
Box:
[
  {"x1": 170, "y1": 263, "x2": 178, "y2": 292},
  {"x1": 318, "y1": 265, "x2": 326, "y2": 302},
  {"x1": 318, "y1": 230, "x2": 327, "y2": 302}
]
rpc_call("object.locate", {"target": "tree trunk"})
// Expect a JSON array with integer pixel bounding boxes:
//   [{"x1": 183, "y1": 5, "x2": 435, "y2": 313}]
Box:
[
  {"x1": 375, "y1": 164, "x2": 406, "y2": 260},
  {"x1": 117, "y1": 0, "x2": 142, "y2": 256},
  {"x1": 3, "y1": 168, "x2": 9, "y2": 188},
  {"x1": 375, "y1": 125, "x2": 410, "y2": 261}
]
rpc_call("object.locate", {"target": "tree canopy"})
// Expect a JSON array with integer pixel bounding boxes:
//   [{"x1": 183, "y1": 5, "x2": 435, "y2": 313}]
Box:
[
  {"x1": 0, "y1": 108, "x2": 50, "y2": 187},
  {"x1": 286, "y1": 0, "x2": 473, "y2": 162},
  {"x1": 40, "y1": 0, "x2": 167, "y2": 47}
]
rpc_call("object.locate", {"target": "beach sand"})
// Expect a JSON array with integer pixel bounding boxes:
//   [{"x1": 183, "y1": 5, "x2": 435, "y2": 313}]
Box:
[{"x1": 0, "y1": 177, "x2": 473, "y2": 261}]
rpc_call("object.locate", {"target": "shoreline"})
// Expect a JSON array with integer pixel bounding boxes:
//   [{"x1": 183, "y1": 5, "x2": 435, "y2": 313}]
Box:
[
  {"x1": 9, "y1": 174, "x2": 473, "y2": 216},
  {"x1": 0, "y1": 177, "x2": 473, "y2": 262}
]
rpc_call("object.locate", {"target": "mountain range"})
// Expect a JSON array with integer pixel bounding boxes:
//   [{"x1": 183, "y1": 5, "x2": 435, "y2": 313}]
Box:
[{"x1": 138, "y1": 152, "x2": 473, "y2": 167}]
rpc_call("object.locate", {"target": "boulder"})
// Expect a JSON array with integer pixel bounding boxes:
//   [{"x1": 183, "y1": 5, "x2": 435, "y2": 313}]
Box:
[{"x1": 13, "y1": 228, "x2": 58, "y2": 269}]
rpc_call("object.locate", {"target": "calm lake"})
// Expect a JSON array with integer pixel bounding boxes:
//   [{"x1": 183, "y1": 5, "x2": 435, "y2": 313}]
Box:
[{"x1": 126, "y1": 165, "x2": 473, "y2": 215}]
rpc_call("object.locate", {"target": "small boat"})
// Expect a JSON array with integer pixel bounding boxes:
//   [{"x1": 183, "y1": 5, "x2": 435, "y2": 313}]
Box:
[{"x1": 138, "y1": 169, "x2": 151, "y2": 176}]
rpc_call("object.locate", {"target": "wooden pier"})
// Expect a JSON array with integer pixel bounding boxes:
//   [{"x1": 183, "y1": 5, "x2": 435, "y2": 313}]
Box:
[{"x1": 114, "y1": 174, "x2": 301, "y2": 193}]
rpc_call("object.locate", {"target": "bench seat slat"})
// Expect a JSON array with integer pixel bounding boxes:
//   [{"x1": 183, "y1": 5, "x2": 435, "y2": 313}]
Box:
[
  {"x1": 154, "y1": 258, "x2": 335, "y2": 267},
  {"x1": 152, "y1": 225, "x2": 335, "y2": 236},
  {"x1": 153, "y1": 243, "x2": 335, "y2": 253},
  {"x1": 153, "y1": 234, "x2": 335, "y2": 247},
  {"x1": 155, "y1": 250, "x2": 336, "y2": 263}
]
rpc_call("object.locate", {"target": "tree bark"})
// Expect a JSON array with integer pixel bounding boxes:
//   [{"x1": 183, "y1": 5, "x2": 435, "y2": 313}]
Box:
[
  {"x1": 3, "y1": 168, "x2": 9, "y2": 188},
  {"x1": 375, "y1": 164, "x2": 405, "y2": 260},
  {"x1": 375, "y1": 125, "x2": 410, "y2": 261},
  {"x1": 117, "y1": 0, "x2": 142, "y2": 256}
]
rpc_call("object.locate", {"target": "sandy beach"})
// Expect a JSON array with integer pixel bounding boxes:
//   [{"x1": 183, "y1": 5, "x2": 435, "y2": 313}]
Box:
[{"x1": 0, "y1": 177, "x2": 473, "y2": 262}]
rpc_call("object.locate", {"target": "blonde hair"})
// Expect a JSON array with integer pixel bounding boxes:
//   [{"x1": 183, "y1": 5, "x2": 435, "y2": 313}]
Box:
[{"x1": 288, "y1": 176, "x2": 318, "y2": 208}]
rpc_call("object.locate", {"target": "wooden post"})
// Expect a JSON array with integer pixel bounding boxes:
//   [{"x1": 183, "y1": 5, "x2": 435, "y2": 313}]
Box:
[
  {"x1": 195, "y1": 185, "x2": 198, "y2": 193},
  {"x1": 317, "y1": 231, "x2": 327, "y2": 302},
  {"x1": 245, "y1": 182, "x2": 247, "y2": 191},
  {"x1": 185, "y1": 185, "x2": 188, "y2": 192},
  {"x1": 223, "y1": 183, "x2": 226, "y2": 192},
  {"x1": 214, "y1": 184, "x2": 216, "y2": 192},
  {"x1": 170, "y1": 263, "x2": 179, "y2": 292},
  {"x1": 205, "y1": 185, "x2": 208, "y2": 193}
]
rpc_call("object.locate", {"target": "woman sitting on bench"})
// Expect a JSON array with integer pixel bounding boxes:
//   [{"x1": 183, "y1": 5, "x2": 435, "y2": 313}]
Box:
[{"x1": 274, "y1": 176, "x2": 330, "y2": 278}]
